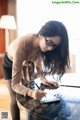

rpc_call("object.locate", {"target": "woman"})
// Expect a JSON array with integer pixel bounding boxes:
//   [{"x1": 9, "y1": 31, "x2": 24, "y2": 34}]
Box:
[{"x1": 2, "y1": 20, "x2": 70, "y2": 120}]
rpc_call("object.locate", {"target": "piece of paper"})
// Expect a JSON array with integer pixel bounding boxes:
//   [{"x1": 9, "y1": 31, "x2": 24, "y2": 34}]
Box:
[{"x1": 40, "y1": 89, "x2": 60, "y2": 103}]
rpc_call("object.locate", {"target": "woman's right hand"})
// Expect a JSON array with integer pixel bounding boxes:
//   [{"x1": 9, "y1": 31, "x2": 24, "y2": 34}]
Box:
[{"x1": 29, "y1": 89, "x2": 47, "y2": 100}]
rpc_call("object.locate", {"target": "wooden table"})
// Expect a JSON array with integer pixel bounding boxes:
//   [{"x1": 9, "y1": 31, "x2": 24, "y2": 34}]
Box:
[{"x1": 17, "y1": 75, "x2": 80, "y2": 120}]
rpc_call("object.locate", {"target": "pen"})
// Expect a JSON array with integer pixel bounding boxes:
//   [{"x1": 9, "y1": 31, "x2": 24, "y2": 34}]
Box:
[
  {"x1": 35, "y1": 83, "x2": 46, "y2": 97},
  {"x1": 61, "y1": 85, "x2": 80, "y2": 88},
  {"x1": 35, "y1": 83, "x2": 40, "y2": 89}
]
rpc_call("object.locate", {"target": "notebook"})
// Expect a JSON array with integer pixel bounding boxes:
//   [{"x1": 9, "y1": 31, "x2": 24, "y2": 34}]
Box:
[{"x1": 40, "y1": 89, "x2": 60, "y2": 103}]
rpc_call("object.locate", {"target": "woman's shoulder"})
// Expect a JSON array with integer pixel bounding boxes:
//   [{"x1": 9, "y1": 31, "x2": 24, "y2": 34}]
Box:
[
  {"x1": 7, "y1": 33, "x2": 37, "y2": 59},
  {"x1": 19, "y1": 33, "x2": 36, "y2": 41}
]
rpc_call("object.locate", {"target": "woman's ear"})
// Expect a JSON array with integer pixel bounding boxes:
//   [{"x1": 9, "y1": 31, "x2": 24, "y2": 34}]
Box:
[
  {"x1": 38, "y1": 34, "x2": 41, "y2": 38},
  {"x1": 38, "y1": 34, "x2": 43, "y2": 39}
]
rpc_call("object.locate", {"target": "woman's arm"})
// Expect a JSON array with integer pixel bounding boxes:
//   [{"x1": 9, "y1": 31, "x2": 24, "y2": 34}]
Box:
[
  {"x1": 11, "y1": 36, "x2": 46, "y2": 100},
  {"x1": 11, "y1": 39, "x2": 31, "y2": 96}
]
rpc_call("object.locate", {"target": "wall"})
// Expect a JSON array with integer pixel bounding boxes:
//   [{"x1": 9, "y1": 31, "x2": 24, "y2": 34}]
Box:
[
  {"x1": 0, "y1": 0, "x2": 7, "y2": 78},
  {"x1": 7, "y1": 0, "x2": 17, "y2": 43},
  {"x1": 16, "y1": 0, "x2": 28, "y2": 37},
  {"x1": 69, "y1": 39, "x2": 80, "y2": 73}
]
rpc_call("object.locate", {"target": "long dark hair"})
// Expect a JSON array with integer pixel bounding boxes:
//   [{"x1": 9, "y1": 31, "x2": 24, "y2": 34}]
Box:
[{"x1": 38, "y1": 20, "x2": 70, "y2": 77}]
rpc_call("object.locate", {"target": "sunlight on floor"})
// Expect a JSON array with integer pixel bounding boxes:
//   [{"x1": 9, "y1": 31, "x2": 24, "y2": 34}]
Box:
[{"x1": 0, "y1": 78, "x2": 12, "y2": 120}]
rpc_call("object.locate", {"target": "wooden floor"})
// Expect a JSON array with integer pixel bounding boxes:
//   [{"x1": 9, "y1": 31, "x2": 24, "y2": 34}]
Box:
[{"x1": 0, "y1": 78, "x2": 12, "y2": 120}]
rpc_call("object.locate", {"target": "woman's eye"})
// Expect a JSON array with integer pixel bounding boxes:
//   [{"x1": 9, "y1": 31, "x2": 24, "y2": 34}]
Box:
[
  {"x1": 47, "y1": 41, "x2": 52, "y2": 45},
  {"x1": 45, "y1": 37, "x2": 60, "y2": 49},
  {"x1": 45, "y1": 39, "x2": 53, "y2": 46}
]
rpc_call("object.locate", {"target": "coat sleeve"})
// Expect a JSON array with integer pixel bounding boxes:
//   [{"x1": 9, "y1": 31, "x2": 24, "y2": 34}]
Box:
[{"x1": 11, "y1": 39, "x2": 30, "y2": 96}]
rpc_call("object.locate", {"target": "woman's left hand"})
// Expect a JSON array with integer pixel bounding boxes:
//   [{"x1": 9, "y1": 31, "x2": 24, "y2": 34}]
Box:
[{"x1": 42, "y1": 81, "x2": 60, "y2": 88}]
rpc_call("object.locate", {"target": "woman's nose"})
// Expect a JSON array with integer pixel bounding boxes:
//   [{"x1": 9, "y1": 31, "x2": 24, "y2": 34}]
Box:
[{"x1": 48, "y1": 46, "x2": 53, "y2": 51}]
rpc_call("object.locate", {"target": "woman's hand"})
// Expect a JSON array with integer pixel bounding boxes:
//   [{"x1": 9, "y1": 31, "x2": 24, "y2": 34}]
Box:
[
  {"x1": 30, "y1": 89, "x2": 47, "y2": 100},
  {"x1": 40, "y1": 76, "x2": 59, "y2": 88},
  {"x1": 42, "y1": 81, "x2": 60, "y2": 88}
]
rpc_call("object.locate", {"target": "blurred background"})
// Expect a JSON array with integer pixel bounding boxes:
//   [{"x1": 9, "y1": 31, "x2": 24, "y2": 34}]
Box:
[{"x1": 0, "y1": 0, "x2": 80, "y2": 119}]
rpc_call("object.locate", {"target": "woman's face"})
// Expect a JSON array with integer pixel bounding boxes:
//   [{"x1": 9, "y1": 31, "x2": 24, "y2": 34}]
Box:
[{"x1": 39, "y1": 35, "x2": 61, "y2": 52}]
